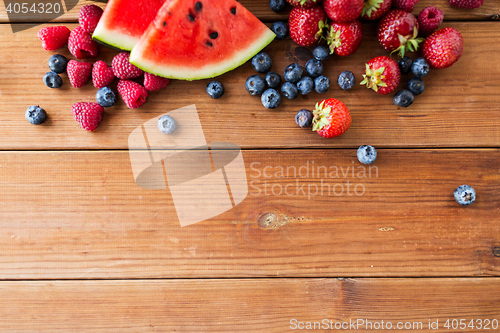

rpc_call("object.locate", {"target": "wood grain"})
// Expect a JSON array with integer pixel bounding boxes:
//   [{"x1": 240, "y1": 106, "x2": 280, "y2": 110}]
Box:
[
  {"x1": 0, "y1": 149, "x2": 498, "y2": 279},
  {"x1": 0, "y1": 278, "x2": 498, "y2": 331}
]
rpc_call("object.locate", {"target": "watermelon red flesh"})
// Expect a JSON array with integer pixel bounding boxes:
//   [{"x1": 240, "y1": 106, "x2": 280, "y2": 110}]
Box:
[
  {"x1": 92, "y1": 0, "x2": 165, "y2": 51},
  {"x1": 129, "y1": 0, "x2": 276, "y2": 80}
]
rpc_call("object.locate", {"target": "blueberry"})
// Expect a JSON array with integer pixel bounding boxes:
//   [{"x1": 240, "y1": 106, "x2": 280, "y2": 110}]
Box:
[
  {"x1": 393, "y1": 89, "x2": 414, "y2": 107},
  {"x1": 271, "y1": 21, "x2": 288, "y2": 40},
  {"x1": 157, "y1": 115, "x2": 177, "y2": 134},
  {"x1": 337, "y1": 71, "x2": 356, "y2": 90},
  {"x1": 305, "y1": 59, "x2": 324, "y2": 78},
  {"x1": 261, "y1": 88, "x2": 281, "y2": 109},
  {"x1": 48, "y1": 54, "x2": 68, "y2": 74},
  {"x1": 269, "y1": 0, "x2": 286, "y2": 12},
  {"x1": 251, "y1": 52, "x2": 272, "y2": 73},
  {"x1": 312, "y1": 45, "x2": 331, "y2": 61},
  {"x1": 407, "y1": 77, "x2": 425, "y2": 95},
  {"x1": 265, "y1": 71, "x2": 282, "y2": 89},
  {"x1": 25, "y1": 105, "x2": 47, "y2": 125},
  {"x1": 96, "y1": 87, "x2": 117, "y2": 107},
  {"x1": 295, "y1": 109, "x2": 313, "y2": 128},
  {"x1": 245, "y1": 75, "x2": 266, "y2": 96},
  {"x1": 206, "y1": 81, "x2": 224, "y2": 99},
  {"x1": 43, "y1": 71, "x2": 62, "y2": 89},
  {"x1": 453, "y1": 185, "x2": 476, "y2": 206},
  {"x1": 297, "y1": 76, "x2": 314, "y2": 95},
  {"x1": 281, "y1": 81, "x2": 298, "y2": 100},
  {"x1": 284, "y1": 63, "x2": 303, "y2": 83},
  {"x1": 314, "y1": 75, "x2": 330, "y2": 94},
  {"x1": 357, "y1": 145, "x2": 377, "y2": 165},
  {"x1": 398, "y1": 56, "x2": 413, "y2": 75},
  {"x1": 411, "y1": 57, "x2": 430, "y2": 78}
]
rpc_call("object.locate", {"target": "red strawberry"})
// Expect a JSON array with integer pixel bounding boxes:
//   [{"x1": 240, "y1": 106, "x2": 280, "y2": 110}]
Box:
[
  {"x1": 112, "y1": 52, "x2": 144, "y2": 80},
  {"x1": 68, "y1": 26, "x2": 98, "y2": 59},
  {"x1": 392, "y1": 0, "x2": 419, "y2": 12},
  {"x1": 67, "y1": 60, "x2": 92, "y2": 88},
  {"x1": 289, "y1": 6, "x2": 327, "y2": 47},
  {"x1": 361, "y1": 0, "x2": 392, "y2": 20},
  {"x1": 37, "y1": 26, "x2": 70, "y2": 51},
  {"x1": 418, "y1": 6, "x2": 444, "y2": 36},
  {"x1": 361, "y1": 56, "x2": 401, "y2": 95},
  {"x1": 378, "y1": 10, "x2": 423, "y2": 57},
  {"x1": 422, "y1": 27, "x2": 464, "y2": 69},
  {"x1": 323, "y1": 0, "x2": 363, "y2": 23},
  {"x1": 92, "y1": 61, "x2": 115, "y2": 89},
  {"x1": 78, "y1": 4, "x2": 103, "y2": 34},
  {"x1": 71, "y1": 102, "x2": 104, "y2": 131},
  {"x1": 326, "y1": 20, "x2": 363, "y2": 57},
  {"x1": 144, "y1": 73, "x2": 170, "y2": 92},
  {"x1": 117, "y1": 80, "x2": 148, "y2": 109},
  {"x1": 286, "y1": 0, "x2": 322, "y2": 8},
  {"x1": 312, "y1": 99, "x2": 351, "y2": 139},
  {"x1": 449, "y1": 0, "x2": 484, "y2": 9}
]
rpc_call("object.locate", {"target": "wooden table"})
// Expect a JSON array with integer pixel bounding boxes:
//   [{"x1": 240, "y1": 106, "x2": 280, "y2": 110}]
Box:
[{"x1": 1, "y1": 0, "x2": 499, "y2": 331}]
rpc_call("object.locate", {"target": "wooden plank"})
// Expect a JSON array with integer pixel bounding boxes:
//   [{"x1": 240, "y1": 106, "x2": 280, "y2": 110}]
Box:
[
  {"x1": 0, "y1": 278, "x2": 498, "y2": 331},
  {"x1": 0, "y1": 149, "x2": 498, "y2": 279}
]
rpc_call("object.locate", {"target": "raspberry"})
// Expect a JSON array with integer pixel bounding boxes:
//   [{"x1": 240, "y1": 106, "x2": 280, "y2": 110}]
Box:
[
  {"x1": 117, "y1": 80, "x2": 148, "y2": 109},
  {"x1": 37, "y1": 26, "x2": 70, "y2": 51},
  {"x1": 92, "y1": 61, "x2": 115, "y2": 89},
  {"x1": 418, "y1": 6, "x2": 444, "y2": 36},
  {"x1": 449, "y1": 0, "x2": 484, "y2": 9},
  {"x1": 68, "y1": 26, "x2": 98, "y2": 59},
  {"x1": 143, "y1": 72, "x2": 170, "y2": 91},
  {"x1": 71, "y1": 102, "x2": 104, "y2": 131},
  {"x1": 78, "y1": 4, "x2": 103, "y2": 34},
  {"x1": 392, "y1": 0, "x2": 419, "y2": 12},
  {"x1": 112, "y1": 52, "x2": 144, "y2": 80},
  {"x1": 67, "y1": 60, "x2": 92, "y2": 88}
]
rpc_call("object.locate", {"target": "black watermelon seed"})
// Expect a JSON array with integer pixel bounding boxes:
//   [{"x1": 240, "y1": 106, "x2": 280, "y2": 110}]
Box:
[
  {"x1": 230, "y1": 7, "x2": 236, "y2": 15},
  {"x1": 195, "y1": 1, "x2": 202, "y2": 11},
  {"x1": 163, "y1": 21, "x2": 167, "y2": 27},
  {"x1": 209, "y1": 32, "x2": 218, "y2": 39},
  {"x1": 206, "y1": 41, "x2": 213, "y2": 47},
  {"x1": 188, "y1": 13, "x2": 195, "y2": 22}
]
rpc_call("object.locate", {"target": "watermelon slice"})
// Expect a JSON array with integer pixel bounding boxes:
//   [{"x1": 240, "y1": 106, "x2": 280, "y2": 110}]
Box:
[
  {"x1": 129, "y1": 0, "x2": 276, "y2": 80},
  {"x1": 93, "y1": 0, "x2": 165, "y2": 51}
]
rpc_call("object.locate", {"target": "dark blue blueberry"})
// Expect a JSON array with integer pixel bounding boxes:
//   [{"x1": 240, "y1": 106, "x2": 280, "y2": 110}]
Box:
[
  {"x1": 398, "y1": 56, "x2": 413, "y2": 75},
  {"x1": 284, "y1": 63, "x2": 303, "y2": 83},
  {"x1": 305, "y1": 59, "x2": 324, "y2": 78},
  {"x1": 297, "y1": 76, "x2": 314, "y2": 95},
  {"x1": 245, "y1": 75, "x2": 266, "y2": 96},
  {"x1": 269, "y1": 0, "x2": 286, "y2": 12},
  {"x1": 357, "y1": 145, "x2": 377, "y2": 165},
  {"x1": 206, "y1": 81, "x2": 224, "y2": 99},
  {"x1": 25, "y1": 105, "x2": 47, "y2": 125},
  {"x1": 271, "y1": 21, "x2": 288, "y2": 40},
  {"x1": 157, "y1": 115, "x2": 177, "y2": 134},
  {"x1": 453, "y1": 185, "x2": 476, "y2": 206},
  {"x1": 251, "y1": 52, "x2": 272, "y2": 73},
  {"x1": 280, "y1": 81, "x2": 298, "y2": 100},
  {"x1": 337, "y1": 71, "x2": 356, "y2": 90},
  {"x1": 48, "y1": 54, "x2": 68, "y2": 74},
  {"x1": 295, "y1": 109, "x2": 313, "y2": 128},
  {"x1": 265, "y1": 71, "x2": 282, "y2": 89},
  {"x1": 411, "y1": 57, "x2": 430, "y2": 78},
  {"x1": 393, "y1": 89, "x2": 414, "y2": 107},
  {"x1": 312, "y1": 45, "x2": 330, "y2": 61},
  {"x1": 314, "y1": 75, "x2": 330, "y2": 94},
  {"x1": 261, "y1": 88, "x2": 281, "y2": 109},
  {"x1": 407, "y1": 77, "x2": 425, "y2": 95},
  {"x1": 43, "y1": 71, "x2": 62, "y2": 89},
  {"x1": 96, "y1": 87, "x2": 116, "y2": 107}
]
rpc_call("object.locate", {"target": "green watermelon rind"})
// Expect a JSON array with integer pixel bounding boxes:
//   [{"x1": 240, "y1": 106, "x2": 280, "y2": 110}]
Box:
[{"x1": 92, "y1": 23, "x2": 139, "y2": 51}]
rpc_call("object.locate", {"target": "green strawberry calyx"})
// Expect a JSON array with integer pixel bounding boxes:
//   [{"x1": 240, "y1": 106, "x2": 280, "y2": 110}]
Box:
[
  {"x1": 392, "y1": 27, "x2": 425, "y2": 58},
  {"x1": 326, "y1": 26, "x2": 342, "y2": 54},
  {"x1": 312, "y1": 101, "x2": 332, "y2": 132},
  {"x1": 360, "y1": 64, "x2": 387, "y2": 93},
  {"x1": 300, "y1": 0, "x2": 317, "y2": 5},
  {"x1": 361, "y1": 0, "x2": 384, "y2": 18},
  {"x1": 315, "y1": 20, "x2": 328, "y2": 41}
]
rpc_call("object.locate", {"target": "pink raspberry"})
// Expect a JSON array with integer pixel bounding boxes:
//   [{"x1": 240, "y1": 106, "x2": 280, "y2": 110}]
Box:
[
  {"x1": 392, "y1": 0, "x2": 419, "y2": 12},
  {"x1": 37, "y1": 26, "x2": 70, "y2": 51},
  {"x1": 68, "y1": 26, "x2": 98, "y2": 59},
  {"x1": 79, "y1": 4, "x2": 104, "y2": 34},
  {"x1": 418, "y1": 6, "x2": 444, "y2": 36}
]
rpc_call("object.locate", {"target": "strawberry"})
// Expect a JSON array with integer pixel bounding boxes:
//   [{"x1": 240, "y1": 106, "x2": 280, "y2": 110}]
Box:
[
  {"x1": 449, "y1": 0, "x2": 484, "y2": 9},
  {"x1": 326, "y1": 20, "x2": 363, "y2": 57},
  {"x1": 67, "y1": 60, "x2": 92, "y2": 88},
  {"x1": 312, "y1": 99, "x2": 351, "y2": 139},
  {"x1": 417, "y1": 6, "x2": 444, "y2": 36},
  {"x1": 378, "y1": 10, "x2": 423, "y2": 57},
  {"x1": 37, "y1": 26, "x2": 70, "y2": 51},
  {"x1": 78, "y1": 4, "x2": 103, "y2": 34},
  {"x1": 92, "y1": 61, "x2": 115, "y2": 89},
  {"x1": 117, "y1": 80, "x2": 148, "y2": 109},
  {"x1": 422, "y1": 27, "x2": 464, "y2": 69},
  {"x1": 289, "y1": 6, "x2": 327, "y2": 47},
  {"x1": 392, "y1": 0, "x2": 419, "y2": 12},
  {"x1": 286, "y1": 0, "x2": 322, "y2": 8},
  {"x1": 68, "y1": 26, "x2": 98, "y2": 59},
  {"x1": 144, "y1": 73, "x2": 170, "y2": 92},
  {"x1": 323, "y1": 0, "x2": 363, "y2": 23},
  {"x1": 361, "y1": 0, "x2": 392, "y2": 20},
  {"x1": 112, "y1": 52, "x2": 144, "y2": 80},
  {"x1": 71, "y1": 102, "x2": 104, "y2": 131},
  {"x1": 360, "y1": 56, "x2": 401, "y2": 95}
]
